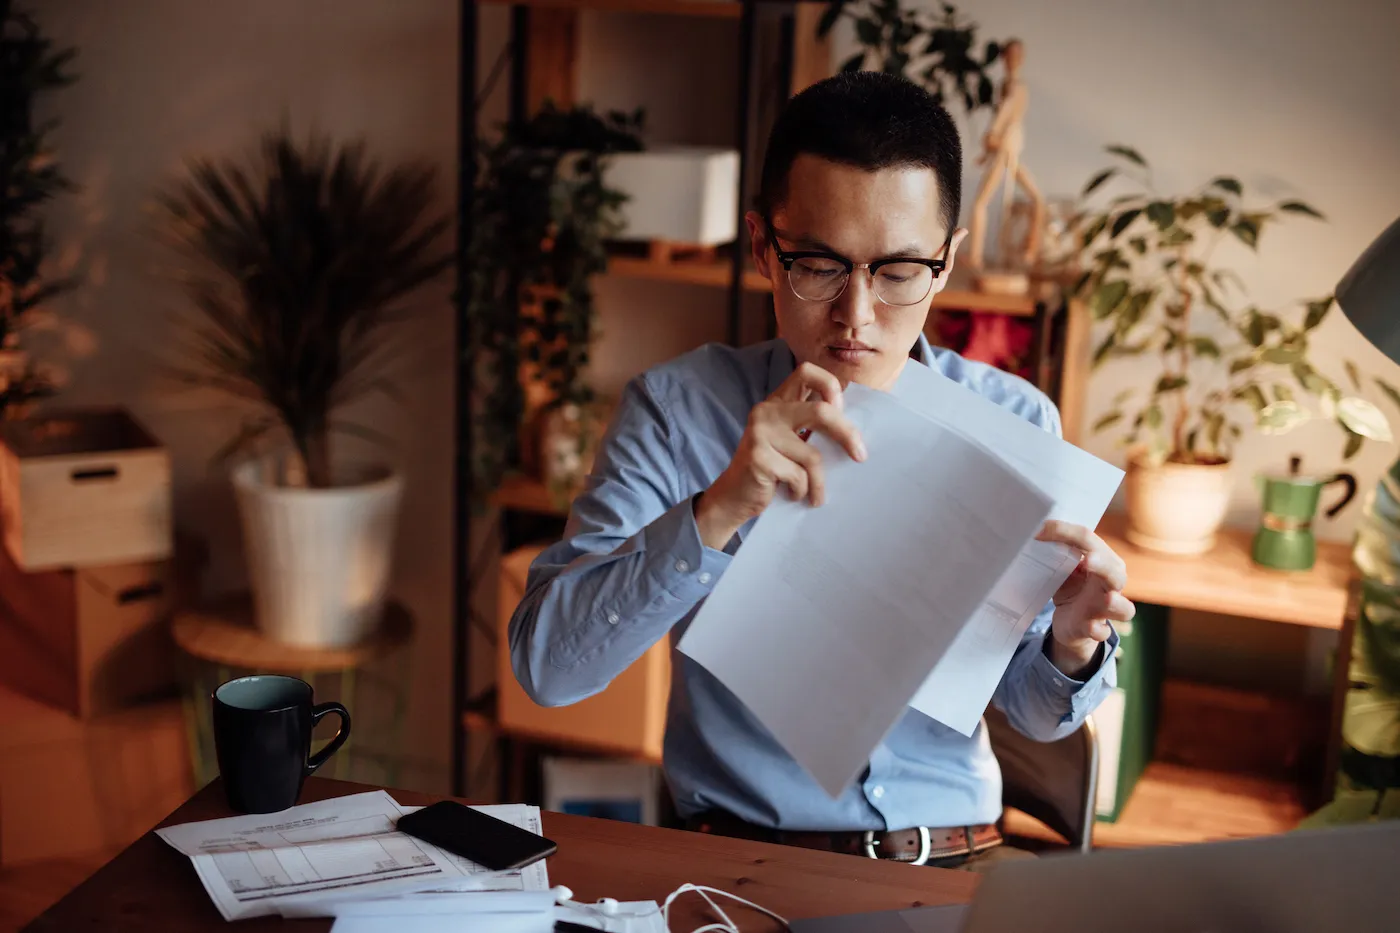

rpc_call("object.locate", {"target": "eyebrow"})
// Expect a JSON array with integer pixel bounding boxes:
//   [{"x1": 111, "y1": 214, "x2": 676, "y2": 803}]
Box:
[{"x1": 779, "y1": 231, "x2": 932, "y2": 261}]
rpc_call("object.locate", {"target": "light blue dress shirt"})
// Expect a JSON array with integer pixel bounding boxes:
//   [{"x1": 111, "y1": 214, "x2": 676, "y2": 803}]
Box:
[{"x1": 509, "y1": 333, "x2": 1118, "y2": 832}]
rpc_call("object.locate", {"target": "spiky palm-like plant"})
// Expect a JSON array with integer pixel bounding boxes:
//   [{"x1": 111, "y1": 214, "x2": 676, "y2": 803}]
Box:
[{"x1": 154, "y1": 129, "x2": 453, "y2": 488}]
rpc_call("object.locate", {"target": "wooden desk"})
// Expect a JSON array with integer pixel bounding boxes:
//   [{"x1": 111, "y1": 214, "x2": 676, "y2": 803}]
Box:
[{"x1": 25, "y1": 777, "x2": 977, "y2": 932}]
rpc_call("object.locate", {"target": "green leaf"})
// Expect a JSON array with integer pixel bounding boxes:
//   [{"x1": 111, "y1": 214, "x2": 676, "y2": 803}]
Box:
[
  {"x1": 1156, "y1": 375, "x2": 1189, "y2": 393},
  {"x1": 1338, "y1": 396, "x2": 1394, "y2": 442},
  {"x1": 1245, "y1": 315, "x2": 1266, "y2": 347},
  {"x1": 1091, "y1": 279, "x2": 1130, "y2": 319},
  {"x1": 1261, "y1": 346, "x2": 1302, "y2": 365},
  {"x1": 1273, "y1": 384, "x2": 1295, "y2": 402},
  {"x1": 1110, "y1": 209, "x2": 1141, "y2": 238},
  {"x1": 1232, "y1": 218, "x2": 1260, "y2": 249},
  {"x1": 1106, "y1": 144, "x2": 1147, "y2": 167},
  {"x1": 1206, "y1": 206, "x2": 1231, "y2": 228},
  {"x1": 1237, "y1": 384, "x2": 1269, "y2": 412},
  {"x1": 855, "y1": 18, "x2": 881, "y2": 45},
  {"x1": 839, "y1": 52, "x2": 865, "y2": 73},
  {"x1": 1341, "y1": 686, "x2": 1400, "y2": 757},
  {"x1": 1146, "y1": 201, "x2": 1176, "y2": 230},
  {"x1": 1128, "y1": 236, "x2": 1148, "y2": 255},
  {"x1": 1082, "y1": 168, "x2": 1116, "y2": 197},
  {"x1": 1081, "y1": 214, "x2": 1109, "y2": 248},
  {"x1": 1093, "y1": 411, "x2": 1124, "y2": 432},
  {"x1": 1257, "y1": 400, "x2": 1308, "y2": 434},
  {"x1": 1278, "y1": 200, "x2": 1325, "y2": 220},
  {"x1": 1345, "y1": 360, "x2": 1362, "y2": 391},
  {"x1": 1118, "y1": 289, "x2": 1154, "y2": 332},
  {"x1": 1190, "y1": 336, "x2": 1221, "y2": 358},
  {"x1": 1091, "y1": 332, "x2": 1116, "y2": 368},
  {"x1": 1158, "y1": 226, "x2": 1193, "y2": 247},
  {"x1": 1211, "y1": 176, "x2": 1243, "y2": 195},
  {"x1": 1113, "y1": 388, "x2": 1135, "y2": 405},
  {"x1": 1207, "y1": 412, "x2": 1226, "y2": 448},
  {"x1": 1375, "y1": 378, "x2": 1400, "y2": 411},
  {"x1": 1144, "y1": 404, "x2": 1163, "y2": 429},
  {"x1": 1229, "y1": 356, "x2": 1258, "y2": 376},
  {"x1": 817, "y1": 0, "x2": 847, "y2": 38},
  {"x1": 1304, "y1": 296, "x2": 1334, "y2": 330}
]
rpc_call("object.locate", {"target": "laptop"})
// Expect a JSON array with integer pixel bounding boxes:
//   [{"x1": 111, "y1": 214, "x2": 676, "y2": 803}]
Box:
[{"x1": 789, "y1": 820, "x2": 1400, "y2": 933}]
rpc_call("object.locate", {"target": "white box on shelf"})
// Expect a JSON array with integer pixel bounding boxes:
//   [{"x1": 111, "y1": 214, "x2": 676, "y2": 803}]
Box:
[
  {"x1": 0, "y1": 407, "x2": 172, "y2": 571},
  {"x1": 604, "y1": 146, "x2": 740, "y2": 247}
]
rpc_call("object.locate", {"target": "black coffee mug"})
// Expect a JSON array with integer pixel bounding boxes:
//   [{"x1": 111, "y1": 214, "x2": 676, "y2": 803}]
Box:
[{"x1": 212, "y1": 674, "x2": 351, "y2": 814}]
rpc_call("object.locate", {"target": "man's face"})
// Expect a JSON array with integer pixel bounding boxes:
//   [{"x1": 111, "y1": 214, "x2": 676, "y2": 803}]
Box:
[{"x1": 747, "y1": 154, "x2": 966, "y2": 392}]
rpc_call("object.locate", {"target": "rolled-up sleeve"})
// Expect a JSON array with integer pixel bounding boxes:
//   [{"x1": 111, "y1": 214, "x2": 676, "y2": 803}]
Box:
[
  {"x1": 508, "y1": 374, "x2": 730, "y2": 707},
  {"x1": 992, "y1": 601, "x2": 1119, "y2": 741}
]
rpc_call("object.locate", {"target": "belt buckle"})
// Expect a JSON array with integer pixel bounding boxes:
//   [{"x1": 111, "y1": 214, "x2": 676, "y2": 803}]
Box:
[{"x1": 862, "y1": 827, "x2": 932, "y2": 866}]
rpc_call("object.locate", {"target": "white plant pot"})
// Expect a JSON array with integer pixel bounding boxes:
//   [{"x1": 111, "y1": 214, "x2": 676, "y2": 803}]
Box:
[
  {"x1": 1124, "y1": 453, "x2": 1233, "y2": 555},
  {"x1": 233, "y1": 458, "x2": 404, "y2": 648}
]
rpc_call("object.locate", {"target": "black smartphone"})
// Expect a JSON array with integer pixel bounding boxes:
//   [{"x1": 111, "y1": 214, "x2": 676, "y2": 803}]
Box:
[{"x1": 396, "y1": 800, "x2": 557, "y2": 871}]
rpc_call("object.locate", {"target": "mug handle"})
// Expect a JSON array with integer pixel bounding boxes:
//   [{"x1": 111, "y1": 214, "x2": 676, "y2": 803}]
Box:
[
  {"x1": 1324, "y1": 472, "x2": 1359, "y2": 518},
  {"x1": 306, "y1": 702, "x2": 352, "y2": 776}
]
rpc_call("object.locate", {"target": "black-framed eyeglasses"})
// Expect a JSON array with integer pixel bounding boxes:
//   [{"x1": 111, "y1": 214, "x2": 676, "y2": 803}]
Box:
[{"x1": 764, "y1": 219, "x2": 952, "y2": 307}]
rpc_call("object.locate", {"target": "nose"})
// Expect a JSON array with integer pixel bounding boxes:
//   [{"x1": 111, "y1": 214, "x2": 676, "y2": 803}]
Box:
[{"x1": 831, "y1": 270, "x2": 878, "y2": 329}]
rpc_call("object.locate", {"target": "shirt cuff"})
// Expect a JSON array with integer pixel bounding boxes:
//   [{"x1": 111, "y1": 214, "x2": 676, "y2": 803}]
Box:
[
  {"x1": 641, "y1": 495, "x2": 732, "y2": 603},
  {"x1": 1032, "y1": 625, "x2": 1120, "y2": 713}
]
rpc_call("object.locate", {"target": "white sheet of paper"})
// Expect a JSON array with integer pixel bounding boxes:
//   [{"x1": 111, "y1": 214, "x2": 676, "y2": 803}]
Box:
[
  {"x1": 326, "y1": 899, "x2": 666, "y2": 933},
  {"x1": 892, "y1": 361, "x2": 1126, "y2": 734},
  {"x1": 157, "y1": 793, "x2": 549, "y2": 921},
  {"x1": 677, "y1": 383, "x2": 1054, "y2": 797}
]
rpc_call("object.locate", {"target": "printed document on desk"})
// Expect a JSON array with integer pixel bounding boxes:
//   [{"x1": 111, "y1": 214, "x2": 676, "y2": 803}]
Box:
[
  {"x1": 156, "y1": 791, "x2": 548, "y2": 920},
  {"x1": 893, "y1": 361, "x2": 1125, "y2": 735},
  {"x1": 677, "y1": 383, "x2": 1054, "y2": 797}
]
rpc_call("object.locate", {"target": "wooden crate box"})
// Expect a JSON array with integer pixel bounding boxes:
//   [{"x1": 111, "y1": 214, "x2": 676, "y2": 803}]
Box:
[
  {"x1": 0, "y1": 407, "x2": 172, "y2": 571},
  {"x1": 497, "y1": 544, "x2": 670, "y2": 762},
  {"x1": 0, "y1": 541, "x2": 177, "y2": 719}
]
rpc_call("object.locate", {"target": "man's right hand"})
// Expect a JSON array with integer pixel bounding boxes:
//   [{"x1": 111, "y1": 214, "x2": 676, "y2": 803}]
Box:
[{"x1": 693, "y1": 362, "x2": 867, "y2": 550}]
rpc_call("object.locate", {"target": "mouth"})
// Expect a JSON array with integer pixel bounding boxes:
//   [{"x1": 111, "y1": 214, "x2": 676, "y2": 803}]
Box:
[{"x1": 825, "y1": 340, "x2": 876, "y2": 363}]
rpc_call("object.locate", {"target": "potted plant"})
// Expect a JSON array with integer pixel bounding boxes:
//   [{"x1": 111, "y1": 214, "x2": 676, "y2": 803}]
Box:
[
  {"x1": 467, "y1": 102, "x2": 642, "y2": 502},
  {"x1": 1076, "y1": 145, "x2": 1399, "y2": 553},
  {"x1": 817, "y1": 0, "x2": 1002, "y2": 113},
  {"x1": 154, "y1": 128, "x2": 452, "y2": 647},
  {"x1": 1, "y1": 3, "x2": 76, "y2": 419}
]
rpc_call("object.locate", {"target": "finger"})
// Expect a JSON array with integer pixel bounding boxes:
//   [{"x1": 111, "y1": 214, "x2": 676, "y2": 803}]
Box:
[
  {"x1": 772, "y1": 432, "x2": 826, "y2": 506},
  {"x1": 794, "y1": 400, "x2": 867, "y2": 462},
  {"x1": 1103, "y1": 592, "x2": 1136, "y2": 623},
  {"x1": 754, "y1": 446, "x2": 809, "y2": 504},
  {"x1": 1088, "y1": 619, "x2": 1114, "y2": 642},
  {"x1": 777, "y1": 361, "x2": 844, "y2": 407},
  {"x1": 1040, "y1": 522, "x2": 1127, "y2": 591}
]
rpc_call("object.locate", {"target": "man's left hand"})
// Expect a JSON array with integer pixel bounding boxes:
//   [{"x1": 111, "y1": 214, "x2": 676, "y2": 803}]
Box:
[{"x1": 1036, "y1": 520, "x2": 1135, "y2": 679}]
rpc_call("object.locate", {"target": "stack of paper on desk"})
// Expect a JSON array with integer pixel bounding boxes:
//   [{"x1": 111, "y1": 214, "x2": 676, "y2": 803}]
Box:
[
  {"x1": 155, "y1": 791, "x2": 549, "y2": 921},
  {"x1": 677, "y1": 368, "x2": 1124, "y2": 797}
]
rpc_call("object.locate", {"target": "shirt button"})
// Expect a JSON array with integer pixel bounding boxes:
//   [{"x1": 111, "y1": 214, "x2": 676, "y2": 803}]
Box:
[
  {"x1": 871, "y1": 785, "x2": 885, "y2": 799},
  {"x1": 674, "y1": 559, "x2": 691, "y2": 573},
  {"x1": 698, "y1": 572, "x2": 712, "y2": 584},
  {"x1": 606, "y1": 612, "x2": 620, "y2": 625},
  {"x1": 1053, "y1": 677, "x2": 1064, "y2": 687}
]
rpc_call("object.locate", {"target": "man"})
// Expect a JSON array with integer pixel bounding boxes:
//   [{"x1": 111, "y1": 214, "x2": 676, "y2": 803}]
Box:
[{"x1": 509, "y1": 71, "x2": 1133, "y2": 871}]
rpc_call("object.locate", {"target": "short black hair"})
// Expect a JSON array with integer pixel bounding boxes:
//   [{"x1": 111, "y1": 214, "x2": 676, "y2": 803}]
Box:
[{"x1": 756, "y1": 71, "x2": 962, "y2": 236}]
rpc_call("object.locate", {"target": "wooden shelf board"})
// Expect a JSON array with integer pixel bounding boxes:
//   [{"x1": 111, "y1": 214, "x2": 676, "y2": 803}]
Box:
[
  {"x1": 1096, "y1": 512, "x2": 1351, "y2": 630},
  {"x1": 604, "y1": 253, "x2": 1043, "y2": 316},
  {"x1": 481, "y1": 0, "x2": 743, "y2": 17},
  {"x1": 1007, "y1": 760, "x2": 1307, "y2": 850}
]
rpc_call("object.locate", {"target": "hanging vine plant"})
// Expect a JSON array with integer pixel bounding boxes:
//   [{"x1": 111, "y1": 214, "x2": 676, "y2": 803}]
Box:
[{"x1": 466, "y1": 102, "x2": 643, "y2": 496}]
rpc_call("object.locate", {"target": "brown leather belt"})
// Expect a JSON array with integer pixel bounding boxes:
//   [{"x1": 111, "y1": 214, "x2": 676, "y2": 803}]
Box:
[{"x1": 688, "y1": 811, "x2": 1002, "y2": 865}]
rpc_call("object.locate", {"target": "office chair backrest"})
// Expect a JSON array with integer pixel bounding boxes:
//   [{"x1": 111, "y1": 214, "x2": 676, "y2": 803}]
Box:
[{"x1": 985, "y1": 707, "x2": 1098, "y2": 852}]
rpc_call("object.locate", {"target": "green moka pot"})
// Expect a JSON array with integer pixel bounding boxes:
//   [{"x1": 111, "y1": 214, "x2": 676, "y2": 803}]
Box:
[{"x1": 1252, "y1": 456, "x2": 1357, "y2": 571}]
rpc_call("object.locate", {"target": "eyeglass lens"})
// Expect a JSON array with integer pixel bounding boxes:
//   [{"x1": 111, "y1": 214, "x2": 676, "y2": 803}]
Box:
[{"x1": 787, "y1": 257, "x2": 935, "y2": 306}]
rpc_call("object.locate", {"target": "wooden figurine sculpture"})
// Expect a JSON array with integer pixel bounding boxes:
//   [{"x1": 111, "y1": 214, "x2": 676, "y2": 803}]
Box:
[{"x1": 967, "y1": 39, "x2": 1045, "y2": 292}]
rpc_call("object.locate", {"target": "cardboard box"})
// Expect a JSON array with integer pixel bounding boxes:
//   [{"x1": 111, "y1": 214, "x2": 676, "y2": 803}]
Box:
[
  {"x1": 0, "y1": 541, "x2": 176, "y2": 719},
  {"x1": 1, "y1": 407, "x2": 172, "y2": 571},
  {"x1": 497, "y1": 544, "x2": 670, "y2": 762}
]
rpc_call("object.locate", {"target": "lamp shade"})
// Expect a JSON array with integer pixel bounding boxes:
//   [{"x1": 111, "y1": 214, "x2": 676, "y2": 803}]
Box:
[{"x1": 1337, "y1": 215, "x2": 1400, "y2": 364}]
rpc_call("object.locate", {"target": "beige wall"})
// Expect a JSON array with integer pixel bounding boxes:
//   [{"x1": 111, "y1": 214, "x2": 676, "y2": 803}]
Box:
[{"x1": 831, "y1": 0, "x2": 1400, "y2": 692}]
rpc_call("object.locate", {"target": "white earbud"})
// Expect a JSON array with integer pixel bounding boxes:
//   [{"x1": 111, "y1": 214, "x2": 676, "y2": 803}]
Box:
[
  {"x1": 551, "y1": 884, "x2": 574, "y2": 904},
  {"x1": 597, "y1": 897, "x2": 619, "y2": 915}
]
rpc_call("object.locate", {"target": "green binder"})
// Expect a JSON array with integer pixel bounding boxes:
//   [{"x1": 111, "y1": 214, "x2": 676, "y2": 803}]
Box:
[{"x1": 1095, "y1": 602, "x2": 1169, "y2": 823}]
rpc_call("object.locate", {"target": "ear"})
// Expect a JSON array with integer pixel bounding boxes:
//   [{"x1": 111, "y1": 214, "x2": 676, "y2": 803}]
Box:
[
  {"x1": 930, "y1": 227, "x2": 970, "y2": 295},
  {"x1": 745, "y1": 211, "x2": 773, "y2": 281}
]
